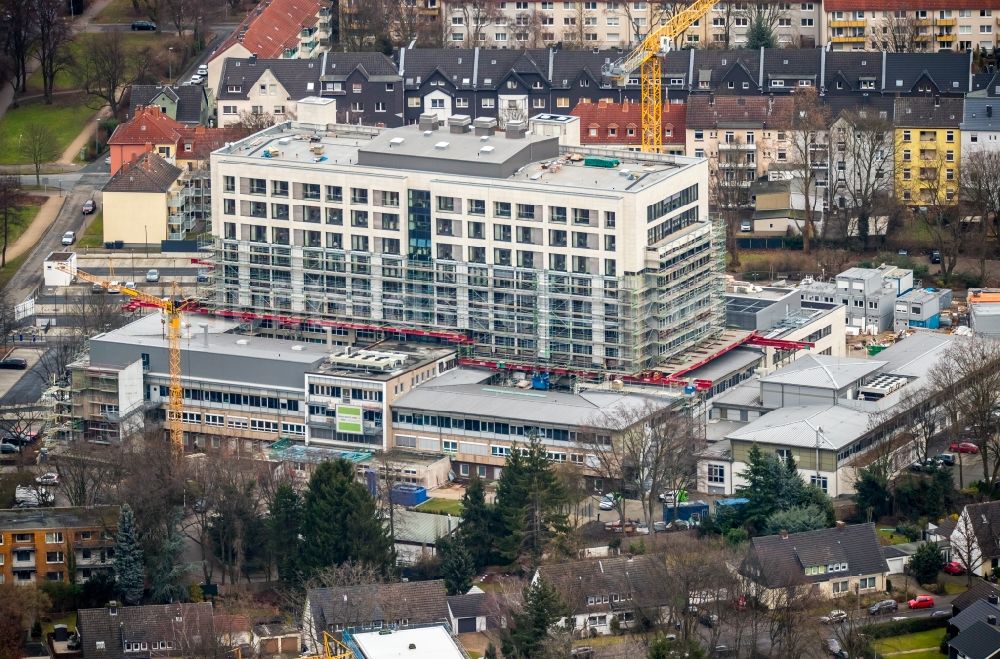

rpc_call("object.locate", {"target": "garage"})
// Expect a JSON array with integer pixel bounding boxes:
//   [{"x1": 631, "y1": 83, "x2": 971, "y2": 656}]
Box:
[{"x1": 456, "y1": 617, "x2": 477, "y2": 633}]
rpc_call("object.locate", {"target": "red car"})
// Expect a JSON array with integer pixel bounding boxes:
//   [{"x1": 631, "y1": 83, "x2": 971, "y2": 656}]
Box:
[
  {"x1": 949, "y1": 441, "x2": 979, "y2": 454},
  {"x1": 943, "y1": 561, "x2": 965, "y2": 575},
  {"x1": 908, "y1": 595, "x2": 935, "y2": 609}
]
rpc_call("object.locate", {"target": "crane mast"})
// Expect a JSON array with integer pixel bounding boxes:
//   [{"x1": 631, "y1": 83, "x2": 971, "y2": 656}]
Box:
[
  {"x1": 603, "y1": 0, "x2": 719, "y2": 153},
  {"x1": 57, "y1": 264, "x2": 188, "y2": 457}
]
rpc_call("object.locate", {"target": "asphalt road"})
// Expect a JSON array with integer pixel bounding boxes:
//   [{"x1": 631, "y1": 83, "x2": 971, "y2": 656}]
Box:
[
  {"x1": 5, "y1": 173, "x2": 109, "y2": 303},
  {"x1": 0, "y1": 347, "x2": 57, "y2": 405}
]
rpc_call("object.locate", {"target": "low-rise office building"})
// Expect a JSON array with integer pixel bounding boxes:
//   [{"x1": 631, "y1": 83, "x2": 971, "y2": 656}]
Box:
[
  {"x1": 800, "y1": 264, "x2": 913, "y2": 334},
  {"x1": 0, "y1": 507, "x2": 118, "y2": 586},
  {"x1": 968, "y1": 289, "x2": 1000, "y2": 337},
  {"x1": 894, "y1": 287, "x2": 952, "y2": 332}
]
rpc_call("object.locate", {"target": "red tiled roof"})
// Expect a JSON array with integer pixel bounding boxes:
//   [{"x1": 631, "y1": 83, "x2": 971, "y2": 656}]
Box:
[
  {"x1": 108, "y1": 106, "x2": 184, "y2": 146},
  {"x1": 210, "y1": 0, "x2": 321, "y2": 62},
  {"x1": 214, "y1": 614, "x2": 252, "y2": 634},
  {"x1": 176, "y1": 125, "x2": 247, "y2": 160},
  {"x1": 570, "y1": 101, "x2": 687, "y2": 146},
  {"x1": 826, "y1": 0, "x2": 996, "y2": 9}
]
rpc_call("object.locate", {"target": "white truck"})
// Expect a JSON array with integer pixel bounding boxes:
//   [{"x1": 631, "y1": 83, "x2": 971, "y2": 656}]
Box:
[{"x1": 15, "y1": 485, "x2": 54, "y2": 507}]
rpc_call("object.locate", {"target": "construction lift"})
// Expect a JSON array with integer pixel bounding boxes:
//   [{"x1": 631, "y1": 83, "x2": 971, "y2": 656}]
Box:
[
  {"x1": 603, "y1": 0, "x2": 718, "y2": 153},
  {"x1": 58, "y1": 263, "x2": 192, "y2": 457}
]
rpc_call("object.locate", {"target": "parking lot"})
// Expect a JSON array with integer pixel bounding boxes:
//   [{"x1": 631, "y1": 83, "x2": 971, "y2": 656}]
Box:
[{"x1": 0, "y1": 347, "x2": 44, "y2": 400}]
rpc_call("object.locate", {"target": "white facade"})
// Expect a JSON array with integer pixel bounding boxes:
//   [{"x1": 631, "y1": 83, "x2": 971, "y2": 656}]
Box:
[{"x1": 43, "y1": 251, "x2": 77, "y2": 287}]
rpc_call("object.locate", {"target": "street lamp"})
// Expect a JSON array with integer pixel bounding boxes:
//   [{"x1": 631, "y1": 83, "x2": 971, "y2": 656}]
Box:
[
  {"x1": 168, "y1": 47, "x2": 175, "y2": 81},
  {"x1": 94, "y1": 118, "x2": 100, "y2": 158}
]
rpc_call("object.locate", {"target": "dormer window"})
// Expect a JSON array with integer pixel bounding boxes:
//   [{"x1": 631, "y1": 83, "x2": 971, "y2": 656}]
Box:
[{"x1": 227, "y1": 85, "x2": 241, "y2": 93}]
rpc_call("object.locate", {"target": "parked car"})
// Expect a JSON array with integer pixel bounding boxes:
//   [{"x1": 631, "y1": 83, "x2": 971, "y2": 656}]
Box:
[
  {"x1": 739, "y1": 220, "x2": 752, "y2": 232},
  {"x1": 633, "y1": 523, "x2": 650, "y2": 535},
  {"x1": 935, "y1": 452, "x2": 957, "y2": 466},
  {"x1": 0, "y1": 358, "x2": 28, "y2": 369},
  {"x1": 930, "y1": 250, "x2": 942, "y2": 264},
  {"x1": 104, "y1": 155, "x2": 111, "y2": 165},
  {"x1": 820, "y1": 610, "x2": 848, "y2": 624},
  {"x1": 107, "y1": 281, "x2": 121, "y2": 294},
  {"x1": 868, "y1": 599, "x2": 898, "y2": 615},
  {"x1": 145, "y1": 269, "x2": 160, "y2": 283},
  {"x1": 35, "y1": 472, "x2": 59, "y2": 486},
  {"x1": 82, "y1": 199, "x2": 96, "y2": 214},
  {"x1": 908, "y1": 595, "x2": 935, "y2": 609},
  {"x1": 826, "y1": 638, "x2": 849, "y2": 658},
  {"x1": 131, "y1": 20, "x2": 157, "y2": 30},
  {"x1": 196, "y1": 269, "x2": 210, "y2": 283},
  {"x1": 0, "y1": 442, "x2": 20, "y2": 454},
  {"x1": 196, "y1": 64, "x2": 208, "y2": 76},
  {"x1": 653, "y1": 521, "x2": 668, "y2": 533},
  {"x1": 898, "y1": 248, "x2": 909, "y2": 256},
  {"x1": 188, "y1": 74, "x2": 204, "y2": 85},
  {"x1": 943, "y1": 561, "x2": 965, "y2": 575},
  {"x1": 598, "y1": 493, "x2": 620, "y2": 511},
  {"x1": 698, "y1": 611, "x2": 719, "y2": 628},
  {"x1": 91, "y1": 283, "x2": 105, "y2": 294},
  {"x1": 61, "y1": 230, "x2": 75, "y2": 245},
  {"x1": 931, "y1": 609, "x2": 951, "y2": 618},
  {"x1": 16, "y1": 486, "x2": 54, "y2": 506},
  {"x1": 950, "y1": 441, "x2": 979, "y2": 454}
]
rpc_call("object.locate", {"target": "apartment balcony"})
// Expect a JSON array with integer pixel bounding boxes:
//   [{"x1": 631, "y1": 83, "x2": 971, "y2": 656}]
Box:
[
  {"x1": 914, "y1": 34, "x2": 932, "y2": 41},
  {"x1": 937, "y1": 33, "x2": 955, "y2": 42},
  {"x1": 719, "y1": 141, "x2": 757, "y2": 151},
  {"x1": 831, "y1": 36, "x2": 865, "y2": 43},
  {"x1": 936, "y1": 18, "x2": 957, "y2": 26},
  {"x1": 12, "y1": 557, "x2": 36, "y2": 568},
  {"x1": 830, "y1": 19, "x2": 866, "y2": 28},
  {"x1": 718, "y1": 161, "x2": 756, "y2": 169}
]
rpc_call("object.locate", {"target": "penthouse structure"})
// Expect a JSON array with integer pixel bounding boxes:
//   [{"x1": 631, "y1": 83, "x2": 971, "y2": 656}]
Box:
[{"x1": 209, "y1": 117, "x2": 716, "y2": 374}]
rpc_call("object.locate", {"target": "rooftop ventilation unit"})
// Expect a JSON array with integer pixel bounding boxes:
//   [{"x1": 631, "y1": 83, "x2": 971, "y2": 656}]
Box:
[
  {"x1": 859, "y1": 374, "x2": 909, "y2": 401},
  {"x1": 480, "y1": 145, "x2": 495, "y2": 153},
  {"x1": 389, "y1": 137, "x2": 406, "y2": 147},
  {"x1": 434, "y1": 141, "x2": 450, "y2": 150}
]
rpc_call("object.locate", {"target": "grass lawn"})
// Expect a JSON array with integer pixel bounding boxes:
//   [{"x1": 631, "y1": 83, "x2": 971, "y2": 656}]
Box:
[
  {"x1": 0, "y1": 94, "x2": 96, "y2": 165},
  {"x1": 93, "y1": 0, "x2": 143, "y2": 23},
  {"x1": 0, "y1": 251, "x2": 29, "y2": 289},
  {"x1": 78, "y1": 212, "x2": 104, "y2": 248},
  {"x1": 878, "y1": 528, "x2": 914, "y2": 545},
  {"x1": 415, "y1": 498, "x2": 464, "y2": 516},
  {"x1": 42, "y1": 612, "x2": 78, "y2": 637},
  {"x1": 874, "y1": 628, "x2": 946, "y2": 655},
  {"x1": 2, "y1": 201, "x2": 43, "y2": 249}
]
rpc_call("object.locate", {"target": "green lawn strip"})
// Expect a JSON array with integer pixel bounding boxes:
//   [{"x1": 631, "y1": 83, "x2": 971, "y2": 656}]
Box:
[
  {"x1": 93, "y1": 0, "x2": 143, "y2": 23},
  {"x1": 25, "y1": 32, "x2": 170, "y2": 95},
  {"x1": 415, "y1": 498, "x2": 464, "y2": 516},
  {"x1": 1, "y1": 201, "x2": 43, "y2": 249},
  {"x1": 874, "y1": 628, "x2": 946, "y2": 654},
  {"x1": 0, "y1": 251, "x2": 30, "y2": 290},
  {"x1": 878, "y1": 528, "x2": 913, "y2": 545},
  {"x1": 0, "y1": 95, "x2": 96, "y2": 165},
  {"x1": 78, "y1": 212, "x2": 104, "y2": 248}
]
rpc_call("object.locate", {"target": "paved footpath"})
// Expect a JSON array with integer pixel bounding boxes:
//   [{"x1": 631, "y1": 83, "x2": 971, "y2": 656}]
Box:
[{"x1": 6, "y1": 194, "x2": 64, "y2": 262}]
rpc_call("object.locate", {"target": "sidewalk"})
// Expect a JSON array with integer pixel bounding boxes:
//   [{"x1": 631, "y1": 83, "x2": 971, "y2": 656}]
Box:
[
  {"x1": 57, "y1": 105, "x2": 110, "y2": 165},
  {"x1": 0, "y1": 0, "x2": 115, "y2": 122},
  {"x1": 5, "y1": 194, "x2": 64, "y2": 262}
]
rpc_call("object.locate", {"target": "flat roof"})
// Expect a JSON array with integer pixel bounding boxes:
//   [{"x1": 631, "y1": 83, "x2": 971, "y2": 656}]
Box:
[
  {"x1": 969, "y1": 288, "x2": 1000, "y2": 304},
  {"x1": 727, "y1": 404, "x2": 872, "y2": 450},
  {"x1": 683, "y1": 348, "x2": 762, "y2": 382},
  {"x1": 393, "y1": 370, "x2": 669, "y2": 428},
  {"x1": 760, "y1": 354, "x2": 885, "y2": 390},
  {"x1": 394, "y1": 509, "x2": 462, "y2": 545},
  {"x1": 762, "y1": 306, "x2": 839, "y2": 340},
  {"x1": 838, "y1": 267, "x2": 882, "y2": 280},
  {"x1": 897, "y1": 288, "x2": 948, "y2": 304},
  {"x1": 215, "y1": 121, "x2": 700, "y2": 193},
  {"x1": 0, "y1": 506, "x2": 119, "y2": 531},
  {"x1": 350, "y1": 625, "x2": 466, "y2": 659}
]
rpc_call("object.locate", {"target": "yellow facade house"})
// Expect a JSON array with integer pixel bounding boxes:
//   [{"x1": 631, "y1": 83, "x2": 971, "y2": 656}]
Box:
[
  {"x1": 894, "y1": 97, "x2": 963, "y2": 206},
  {"x1": 101, "y1": 151, "x2": 183, "y2": 244}
]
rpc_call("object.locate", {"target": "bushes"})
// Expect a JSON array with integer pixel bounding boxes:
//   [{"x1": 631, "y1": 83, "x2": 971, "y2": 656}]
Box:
[{"x1": 862, "y1": 615, "x2": 948, "y2": 639}]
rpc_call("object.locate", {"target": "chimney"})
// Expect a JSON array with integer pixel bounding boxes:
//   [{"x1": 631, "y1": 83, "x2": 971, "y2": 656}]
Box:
[
  {"x1": 108, "y1": 601, "x2": 119, "y2": 617},
  {"x1": 990, "y1": 594, "x2": 999, "y2": 606},
  {"x1": 448, "y1": 114, "x2": 472, "y2": 134},
  {"x1": 249, "y1": 53, "x2": 258, "y2": 65},
  {"x1": 418, "y1": 112, "x2": 439, "y2": 131},
  {"x1": 473, "y1": 116, "x2": 497, "y2": 136},
  {"x1": 199, "y1": 323, "x2": 209, "y2": 348},
  {"x1": 505, "y1": 119, "x2": 527, "y2": 139},
  {"x1": 988, "y1": 105, "x2": 994, "y2": 118},
  {"x1": 836, "y1": 520, "x2": 846, "y2": 530},
  {"x1": 779, "y1": 529, "x2": 788, "y2": 539},
  {"x1": 989, "y1": 615, "x2": 998, "y2": 626}
]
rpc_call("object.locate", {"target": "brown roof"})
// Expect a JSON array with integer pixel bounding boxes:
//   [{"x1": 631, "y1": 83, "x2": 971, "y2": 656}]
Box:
[
  {"x1": 210, "y1": 0, "x2": 321, "y2": 62},
  {"x1": 103, "y1": 151, "x2": 182, "y2": 194},
  {"x1": 894, "y1": 97, "x2": 964, "y2": 128},
  {"x1": 108, "y1": 106, "x2": 184, "y2": 146},
  {"x1": 307, "y1": 580, "x2": 449, "y2": 632},
  {"x1": 78, "y1": 603, "x2": 215, "y2": 659},
  {"x1": 570, "y1": 101, "x2": 686, "y2": 146},
  {"x1": 536, "y1": 554, "x2": 670, "y2": 615},
  {"x1": 176, "y1": 125, "x2": 246, "y2": 160},
  {"x1": 213, "y1": 614, "x2": 251, "y2": 634},
  {"x1": 685, "y1": 95, "x2": 795, "y2": 130}
]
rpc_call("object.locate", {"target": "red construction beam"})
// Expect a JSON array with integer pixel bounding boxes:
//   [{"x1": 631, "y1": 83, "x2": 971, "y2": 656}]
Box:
[{"x1": 745, "y1": 334, "x2": 815, "y2": 351}]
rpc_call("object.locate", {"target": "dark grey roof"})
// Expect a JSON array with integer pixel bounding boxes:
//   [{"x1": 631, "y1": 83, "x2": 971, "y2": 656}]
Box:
[
  {"x1": 103, "y1": 152, "x2": 182, "y2": 194},
  {"x1": 763, "y1": 49, "x2": 822, "y2": 80},
  {"x1": 307, "y1": 580, "x2": 449, "y2": 631},
  {"x1": 446, "y1": 593, "x2": 492, "y2": 619},
  {"x1": 218, "y1": 58, "x2": 323, "y2": 100},
  {"x1": 824, "y1": 51, "x2": 883, "y2": 92},
  {"x1": 825, "y1": 94, "x2": 894, "y2": 122},
  {"x1": 962, "y1": 97, "x2": 1000, "y2": 132},
  {"x1": 536, "y1": 554, "x2": 669, "y2": 614},
  {"x1": 884, "y1": 51, "x2": 970, "y2": 94},
  {"x1": 880, "y1": 545, "x2": 909, "y2": 560},
  {"x1": 550, "y1": 49, "x2": 620, "y2": 89},
  {"x1": 954, "y1": 581, "x2": 1000, "y2": 613},
  {"x1": 962, "y1": 501, "x2": 1000, "y2": 560},
  {"x1": 399, "y1": 48, "x2": 477, "y2": 89},
  {"x1": 129, "y1": 85, "x2": 208, "y2": 124},
  {"x1": 692, "y1": 49, "x2": 761, "y2": 89},
  {"x1": 894, "y1": 97, "x2": 963, "y2": 128},
  {"x1": 78, "y1": 603, "x2": 215, "y2": 659},
  {"x1": 952, "y1": 598, "x2": 1000, "y2": 633},
  {"x1": 949, "y1": 620, "x2": 1000, "y2": 659},
  {"x1": 745, "y1": 523, "x2": 889, "y2": 589},
  {"x1": 321, "y1": 51, "x2": 399, "y2": 82},
  {"x1": 971, "y1": 72, "x2": 997, "y2": 94},
  {"x1": 0, "y1": 505, "x2": 118, "y2": 531}
]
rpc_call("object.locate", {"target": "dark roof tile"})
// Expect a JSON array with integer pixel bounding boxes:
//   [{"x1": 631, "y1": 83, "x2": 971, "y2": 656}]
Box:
[
  {"x1": 103, "y1": 151, "x2": 182, "y2": 193},
  {"x1": 78, "y1": 603, "x2": 214, "y2": 659},
  {"x1": 537, "y1": 554, "x2": 669, "y2": 614},
  {"x1": 307, "y1": 580, "x2": 449, "y2": 631},
  {"x1": 949, "y1": 620, "x2": 1000, "y2": 659}
]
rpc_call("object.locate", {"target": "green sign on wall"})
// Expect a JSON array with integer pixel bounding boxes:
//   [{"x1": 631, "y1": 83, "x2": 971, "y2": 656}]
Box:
[{"x1": 336, "y1": 404, "x2": 363, "y2": 434}]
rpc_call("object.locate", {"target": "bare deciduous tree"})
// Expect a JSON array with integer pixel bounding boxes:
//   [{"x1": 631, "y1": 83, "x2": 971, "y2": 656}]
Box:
[
  {"x1": 73, "y1": 31, "x2": 152, "y2": 116},
  {"x1": 454, "y1": 0, "x2": 500, "y2": 47},
  {"x1": 35, "y1": 0, "x2": 72, "y2": 104},
  {"x1": 786, "y1": 87, "x2": 831, "y2": 254},
  {"x1": 578, "y1": 402, "x2": 703, "y2": 533},
  {"x1": 828, "y1": 111, "x2": 895, "y2": 247},
  {"x1": 0, "y1": 175, "x2": 20, "y2": 269},
  {"x1": 19, "y1": 123, "x2": 59, "y2": 186},
  {"x1": 960, "y1": 149, "x2": 1000, "y2": 284},
  {"x1": 0, "y1": 0, "x2": 38, "y2": 93},
  {"x1": 51, "y1": 443, "x2": 123, "y2": 507},
  {"x1": 870, "y1": 13, "x2": 922, "y2": 52}
]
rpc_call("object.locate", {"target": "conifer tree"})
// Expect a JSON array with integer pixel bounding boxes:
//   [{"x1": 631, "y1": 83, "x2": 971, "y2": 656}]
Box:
[{"x1": 113, "y1": 504, "x2": 145, "y2": 604}]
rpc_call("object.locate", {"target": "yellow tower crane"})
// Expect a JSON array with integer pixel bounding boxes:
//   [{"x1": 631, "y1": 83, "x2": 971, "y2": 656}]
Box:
[
  {"x1": 603, "y1": 0, "x2": 718, "y2": 153},
  {"x1": 58, "y1": 263, "x2": 192, "y2": 457}
]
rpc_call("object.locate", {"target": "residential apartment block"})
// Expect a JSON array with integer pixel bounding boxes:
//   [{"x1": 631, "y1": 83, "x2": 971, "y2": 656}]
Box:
[
  {"x1": 571, "y1": 100, "x2": 686, "y2": 153},
  {"x1": 824, "y1": 0, "x2": 1000, "y2": 52},
  {"x1": 678, "y1": 2, "x2": 823, "y2": 48},
  {"x1": 209, "y1": 117, "x2": 716, "y2": 374},
  {"x1": 961, "y1": 77, "x2": 1000, "y2": 159},
  {"x1": 894, "y1": 96, "x2": 963, "y2": 205},
  {"x1": 0, "y1": 507, "x2": 118, "y2": 586}
]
